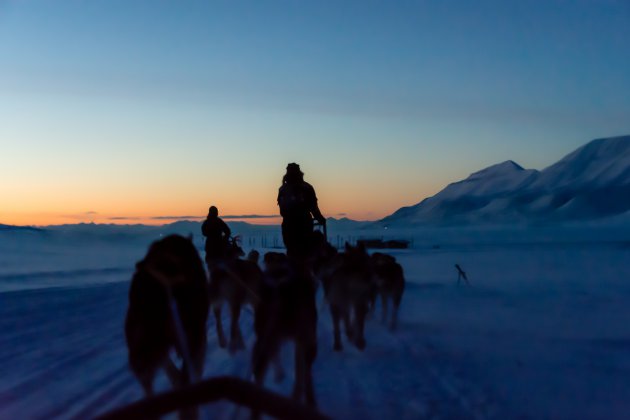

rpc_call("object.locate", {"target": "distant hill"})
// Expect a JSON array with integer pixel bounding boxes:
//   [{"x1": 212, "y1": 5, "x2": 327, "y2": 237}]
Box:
[
  {"x1": 380, "y1": 135, "x2": 630, "y2": 226},
  {"x1": 0, "y1": 224, "x2": 45, "y2": 233},
  {"x1": 324, "y1": 217, "x2": 372, "y2": 231},
  {"x1": 26, "y1": 216, "x2": 369, "y2": 240},
  {"x1": 159, "y1": 220, "x2": 278, "y2": 237},
  {"x1": 153, "y1": 217, "x2": 370, "y2": 235},
  {"x1": 37, "y1": 220, "x2": 278, "y2": 240}
]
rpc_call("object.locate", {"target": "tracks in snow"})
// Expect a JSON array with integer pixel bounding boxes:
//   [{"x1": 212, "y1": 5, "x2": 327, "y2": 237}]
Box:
[{"x1": 0, "y1": 280, "x2": 502, "y2": 419}]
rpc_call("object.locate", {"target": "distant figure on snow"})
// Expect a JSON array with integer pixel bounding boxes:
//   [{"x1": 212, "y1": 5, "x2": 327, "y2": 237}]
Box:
[
  {"x1": 201, "y1": 205, "x2": 231, "y2": 265},
  {"x1": 277, "y1": 163, "x2": 326, "y2": 260},
  {"x1": 455, "y1": 263, "x2": 469, "y2": 286}
]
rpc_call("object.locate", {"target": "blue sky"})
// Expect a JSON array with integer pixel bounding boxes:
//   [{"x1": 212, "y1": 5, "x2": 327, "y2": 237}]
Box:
[{"x1": 1, "y1": 0, "x2": 629, "y2": 224}]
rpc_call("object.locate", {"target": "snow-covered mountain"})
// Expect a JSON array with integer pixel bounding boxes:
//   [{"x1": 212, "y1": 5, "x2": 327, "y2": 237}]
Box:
[{"x1": 381, "y1": 135, "x2": 630, "y2": 226}]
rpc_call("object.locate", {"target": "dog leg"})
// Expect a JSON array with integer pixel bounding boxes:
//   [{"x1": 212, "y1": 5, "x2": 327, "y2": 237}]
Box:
[
  {"x1": 390, "y1": 305, "x2": 399, "y2": 331},
  {"x1": 273, "y1": 349, "x2": 286, "y2": 383},
  {"x1": 138, "y1": 369, "x2": 156, "y2": 398},
  {"x1": 163, "y1": 357, "x2": 183, "y2": 389},
  {"x1": 343, "y1": 308, "x2": 354, "y2": 341},
  {"x1": 304, "y1": 337, "x2": 318, "y2": 407},
  {"x1": 381, "y1": 293, "x2": 389, "y2": 324},
  {"x1": 190, "y1": 335, "x2": 206, "y2": 382},
  {"x1": 367, "y1": 288, "x2": 377, "y2": 320},
  {"x1": 176, "y1": 362, "x2": 199, "y2": 420},
  {"x1": 213, "y1": 306, "x2": 227, "y2": 348},
  {"x1": 330, "y1": 305, "x2": 343, "y2": 351},
  {"x1": 354, "y1": 301, "x2": 368, "y2": 351},
  {"x1": 292, "y1": 343, "x2": 306, "y2": 402},
  {"x1": 251, "y1": 337, "x2": 274, "y2": 420},
  {"x1": 229, "y1": 302, "x2": 245, "y2": 354},
  {"x1": 390, "y1": 287, "x2": 403, "y2": 331}
]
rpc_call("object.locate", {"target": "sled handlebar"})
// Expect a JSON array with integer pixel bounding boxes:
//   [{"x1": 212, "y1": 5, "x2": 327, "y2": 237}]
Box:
[
  {"x1": 313, "y1": 219, "x2": 327, "y2": 240},
  {"x1": 95, "y1": 376, "x2": 329, "y2": 420}
]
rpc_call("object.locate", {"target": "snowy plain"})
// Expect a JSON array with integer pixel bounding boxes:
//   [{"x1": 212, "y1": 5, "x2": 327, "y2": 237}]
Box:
[{"x1": 1, "y1": 223, "x2": 629, "y2": 419}]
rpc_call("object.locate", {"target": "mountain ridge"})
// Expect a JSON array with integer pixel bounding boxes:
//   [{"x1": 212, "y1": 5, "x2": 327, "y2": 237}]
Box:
[{"x1": 381, "y1": 135, "x2": 630, "y2": 226}]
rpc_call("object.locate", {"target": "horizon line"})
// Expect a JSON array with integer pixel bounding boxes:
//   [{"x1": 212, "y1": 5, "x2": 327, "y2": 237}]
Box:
[
  {"x1": 107, "y1": 214, "x2": 282, "y2": 221},
  {"x1": 3, "y1": 215, "x2": 378, "y2": 229}
]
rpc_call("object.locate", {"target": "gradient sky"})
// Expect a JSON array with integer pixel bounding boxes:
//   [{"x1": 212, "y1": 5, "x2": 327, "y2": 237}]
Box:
[{"x1": 1, "y1": 0, "x2": 629, "y2": 225}]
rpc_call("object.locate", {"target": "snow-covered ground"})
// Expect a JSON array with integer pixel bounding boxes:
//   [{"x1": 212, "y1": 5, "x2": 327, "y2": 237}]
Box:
[{"x1": 1, "y1": 225, "x2": 629, "y2": 419}]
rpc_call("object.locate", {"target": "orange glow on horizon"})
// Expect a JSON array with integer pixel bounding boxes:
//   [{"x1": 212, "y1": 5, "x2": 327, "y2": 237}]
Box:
[
  {"x1": 0, "y1": 212, "x2": 279, "y2": 227},
  {"x1": 0, "y1": 205, "x2": 403, "y2": 227},
  {"x1": 1, "y1": 177, "x2": 440, "y2": 227}
]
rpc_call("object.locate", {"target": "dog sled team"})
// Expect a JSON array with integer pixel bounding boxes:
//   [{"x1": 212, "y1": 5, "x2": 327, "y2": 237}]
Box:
[{"x1": 123, "y1": 163, "x2": 406, "y2": 419}]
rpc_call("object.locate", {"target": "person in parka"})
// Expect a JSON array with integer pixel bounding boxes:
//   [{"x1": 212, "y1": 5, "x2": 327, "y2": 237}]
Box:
[
  {"x1": 277, "y1": 163, "x2": 326, "y2": 260},
  {"x1": 201, "y1": 205, "x2": 231, "y2": 265}
]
